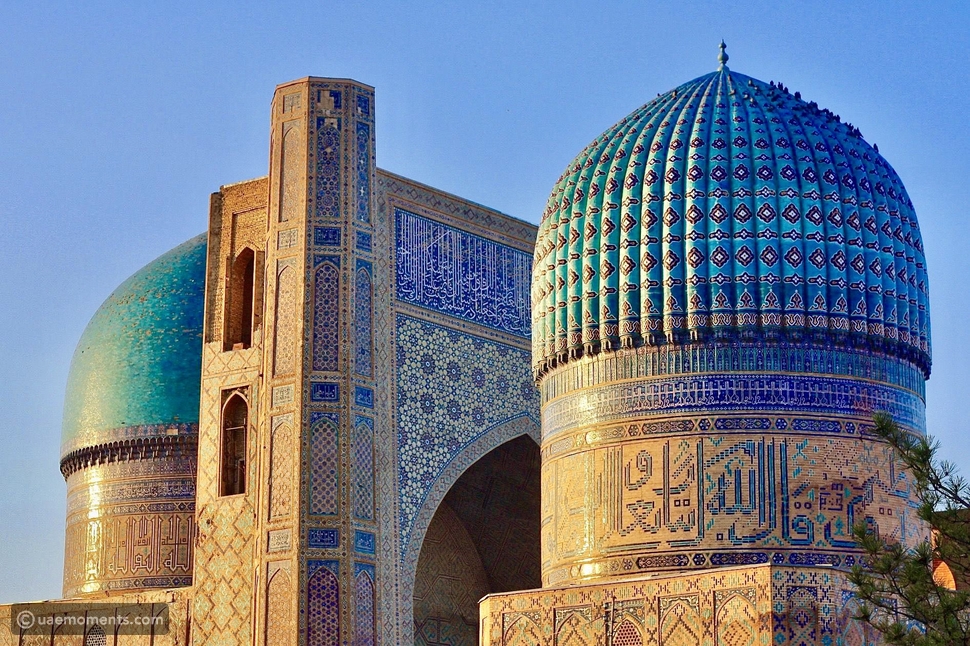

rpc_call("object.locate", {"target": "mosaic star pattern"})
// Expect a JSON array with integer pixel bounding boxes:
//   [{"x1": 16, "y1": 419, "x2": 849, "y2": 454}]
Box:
[
  {"x1": 312, "y1": 258, "x2": 340, "y2": 372},
  {"x1": 315, "y1": 116, "x2": 341, "y2": 219},
  {"x1": 310, "y1": 413, "x2": 339, "y2": 516},
  {"x1": 307, "y1": 562, "x2": 340, "y2": 645},
  {"x1": 353, "y1": 416, "x2": 374, "y2": 521},
  {"x1": 355, "y1": 261, "x2": 373, "y2": 377},
  {"x1": 395, "y1": 315, "x2": 539, "y2": 550}
]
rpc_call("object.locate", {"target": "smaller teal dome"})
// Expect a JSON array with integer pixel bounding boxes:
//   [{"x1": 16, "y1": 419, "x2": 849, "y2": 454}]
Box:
[{"x1": 61, "y1": 234, "x2": 207, "y2": 458}]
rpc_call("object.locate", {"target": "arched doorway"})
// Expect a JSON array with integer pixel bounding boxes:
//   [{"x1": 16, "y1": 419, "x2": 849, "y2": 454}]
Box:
[{"x1": 413, "y1": 434, "x2": 541, "y2": 646}]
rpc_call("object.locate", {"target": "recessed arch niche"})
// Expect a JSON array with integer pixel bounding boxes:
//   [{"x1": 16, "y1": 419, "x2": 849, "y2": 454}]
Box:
[{"x1": 413, "y1": 434, "x2": 541, "y2": 646}]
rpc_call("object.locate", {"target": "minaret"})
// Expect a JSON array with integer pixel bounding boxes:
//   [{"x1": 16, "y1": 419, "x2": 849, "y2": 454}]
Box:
[{"x1": 191, "y1": 77, "x2": 378, "y2": 646}]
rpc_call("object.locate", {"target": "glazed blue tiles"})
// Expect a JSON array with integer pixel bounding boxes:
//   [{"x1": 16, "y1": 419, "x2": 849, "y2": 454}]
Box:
[
  {"x1": 61, "y1": 234, "x2": 207, "y2": 455},
  {"x1": 395, "y1": 208, "x2": 532, "y2": 338},
  {"x1": 308, "y1": 528, "x2": 340, "y2": 549},
  {"x1": 394, "y1": 315, "x2": 539, "y2": 550},
  {"x1": 314, "y1": 227, "x2": 341, "y2": 246},
  {"x1": 533, "y1": 68, "x2": 930, "y2": 376},
  {"x1": 315, "y1": 117, "x2": 341, "y2": 220}
]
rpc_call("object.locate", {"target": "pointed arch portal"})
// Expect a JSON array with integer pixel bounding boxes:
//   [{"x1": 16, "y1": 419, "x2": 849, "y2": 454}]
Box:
[{"x1": 412, "y1": 434, "x2": 541, "y2": 646}]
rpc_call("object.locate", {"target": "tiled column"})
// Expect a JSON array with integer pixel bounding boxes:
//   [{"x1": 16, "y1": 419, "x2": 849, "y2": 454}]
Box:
[{"x1": 254, "y1": 77, "x2": 379, "y2": 646}]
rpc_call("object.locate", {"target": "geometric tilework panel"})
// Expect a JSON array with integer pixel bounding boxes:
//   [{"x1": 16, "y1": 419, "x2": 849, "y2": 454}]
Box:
[
  {"x1": 356, "y1": 122, "x2": 370, "y2": 224},
  {"x1": 714, "y1": 590, "x2": 758, "y2": 646},
  {"x1": 307, "y1": 563, "x2": 339, "y2": 646},
  {"x1": 313, "y1": 262, "x2": 340, "y2": 372},
  {"x1": 190, "y1": 499, "x2": 254, "y2": 646},
  {"x1": 479, "y1": 565, "x2": 874, "y2": 645},
  {"x1": 269, "y1": 422, "x2": 293, "y2": 520},
  {"x1": 353, "y1": 416, "x2": 374, "y2": 521},
  {"x1": 355, "y1": 263, "x2": 373, "y2": 377},
  {"x1": 355, "y1": 568, "x2": 376, "y2": 646},
  {"x1": 273, "y1": 265, "x2": 298, "y2": 377},
  {"x1": 310, "y1": 413, "x2": 339, "y2": 516},
  {"x1": 315, "y1": 117, "x2": 340, "y2": 220},
  {"x1": 279, "y1": 124, "x2": 302, "y2": 223},
  {"x1": 502, "y1": 615, "x2": 544, "y2": 646},
  {"x1": 395, "y1": 315, "x2": 539, "y2": 551},
  {"x1": 785, "y1": 587, "x2": 819, "y2": 646},
  {"x1": 395, "y1": 209, "x2": 532, "y2": 339},
  {"x1": 555, "y1": 607, "x2": 594, "y2": 646},
  {"x1": 660, "y1": 597, "x2": 702, "y2": 646},
  {"x1": 266, "y1": 568, "x2": 293, "y2": 646},
  {"x1": 481, "y1": 565, "x2": 882, "y2": 646}
]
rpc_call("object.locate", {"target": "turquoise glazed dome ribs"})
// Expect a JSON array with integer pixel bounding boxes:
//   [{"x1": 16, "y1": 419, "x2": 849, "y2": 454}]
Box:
[
  {"x1": 532, "y1": 60, "x2": 930, "y2": 378},
  {"x1": 531, "y1": 51, "x2": 932, "y2": 588}
]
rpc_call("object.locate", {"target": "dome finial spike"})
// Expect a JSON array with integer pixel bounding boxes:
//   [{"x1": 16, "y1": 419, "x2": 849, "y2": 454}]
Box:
[{"x1": 718, "y1": 40, "x2": 729, "y2": 70}]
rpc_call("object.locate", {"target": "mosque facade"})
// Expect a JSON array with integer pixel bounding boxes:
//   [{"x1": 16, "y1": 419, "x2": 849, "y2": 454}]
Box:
[{"x1": 0, "y1": 48, "x2": 930, "y2": 646}]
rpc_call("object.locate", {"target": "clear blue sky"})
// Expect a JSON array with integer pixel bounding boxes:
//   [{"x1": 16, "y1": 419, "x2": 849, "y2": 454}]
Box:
[{"x1": 0, "y1": 1, "x2": 968, "y2": 602}]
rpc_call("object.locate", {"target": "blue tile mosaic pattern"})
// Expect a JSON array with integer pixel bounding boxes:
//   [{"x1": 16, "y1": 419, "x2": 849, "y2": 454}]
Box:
[
  {"x1": 533, "y1": 67, "x2": 931, "y2": 376},
  {"x1": 62, "y1": 234, "x2": 206, "y2": 454},
  {"x1": 356, "y1": 122, "x2": 371, "y2": 223},
  {"x1": 354, "y1": 530, "x2": 375, "y2": 555},
  {"x1": 308, "y1": 528, "x2": 340, "y2": 549},
  {"x1": 395, "y1": 314, "x2": 539, "y2": 550},
  {"x1": 315, "y1": 117, "x2": 341, "y2": 219},
  {"x1": 541, "y1": 373, "x2": 926, "y2": 438},
  {"x1": 307, "y1": 560, "x2": 340, "y2": 644},
  {"x1": 313, "y1": 226, "x2": 341, "y2": 246},
  {"x1": 309, "y1": 412, "x2": 339, "y2": 515},
  {"x1": 353, "y1": 416, "x2": 374, "y2": 521},
  {"x1": 395, "y1": 208, "x2": 532, "y2": 338},
  {"x1": 312, "y1": 258, "x2": 340, "y2": 372},
  {"x1": 355, "y1": 260, "x2": 373, "y2": 377}
]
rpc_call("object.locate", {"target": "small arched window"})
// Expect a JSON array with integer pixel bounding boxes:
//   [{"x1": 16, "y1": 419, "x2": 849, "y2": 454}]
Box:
[
  {"x1": 84, "y1": 626, "x2": 106, "y2": 646},
  {"x1": 221, "y1": 393, "x2": 248, "y2": 496},
  {"x1": 225, "y1": 248, "x2": 256, "y2": 350}
]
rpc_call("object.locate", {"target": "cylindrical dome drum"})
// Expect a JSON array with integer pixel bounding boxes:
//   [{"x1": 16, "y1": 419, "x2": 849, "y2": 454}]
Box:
[
  {"x1": 60, "y1": 234, "x2": 205, "y2": 597},
  {"x1": 533, "y1": 63, "x2": 930, "y2": 587}
]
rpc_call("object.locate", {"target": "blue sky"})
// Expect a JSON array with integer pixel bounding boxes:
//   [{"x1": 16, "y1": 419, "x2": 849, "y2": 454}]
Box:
[{"x1": 0, "y1": 1, "x2": 968, "y2": 601}]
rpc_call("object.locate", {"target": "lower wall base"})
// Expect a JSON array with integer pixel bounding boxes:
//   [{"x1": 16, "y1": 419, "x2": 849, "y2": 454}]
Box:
[
  {"x1": 0, "y1": 589, "x2": 192, "y2": 646},
  {"x1": 480, "y1": 565, "x2": 881, "y2": 645}
]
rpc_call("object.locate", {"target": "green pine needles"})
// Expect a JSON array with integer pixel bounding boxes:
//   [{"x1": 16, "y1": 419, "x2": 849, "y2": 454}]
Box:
[{"x1": 849, "y1": 412, "x2": 970, "y2": 644}]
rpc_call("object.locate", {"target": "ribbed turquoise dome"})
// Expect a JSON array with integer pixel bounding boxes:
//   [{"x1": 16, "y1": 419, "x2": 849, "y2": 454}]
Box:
[
  {"x1": 533, "y1": 62, "x2": 930, "y2": 377},
  {"x1": 61, "y1": 234, "x2": 207, "y2": 457}
]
